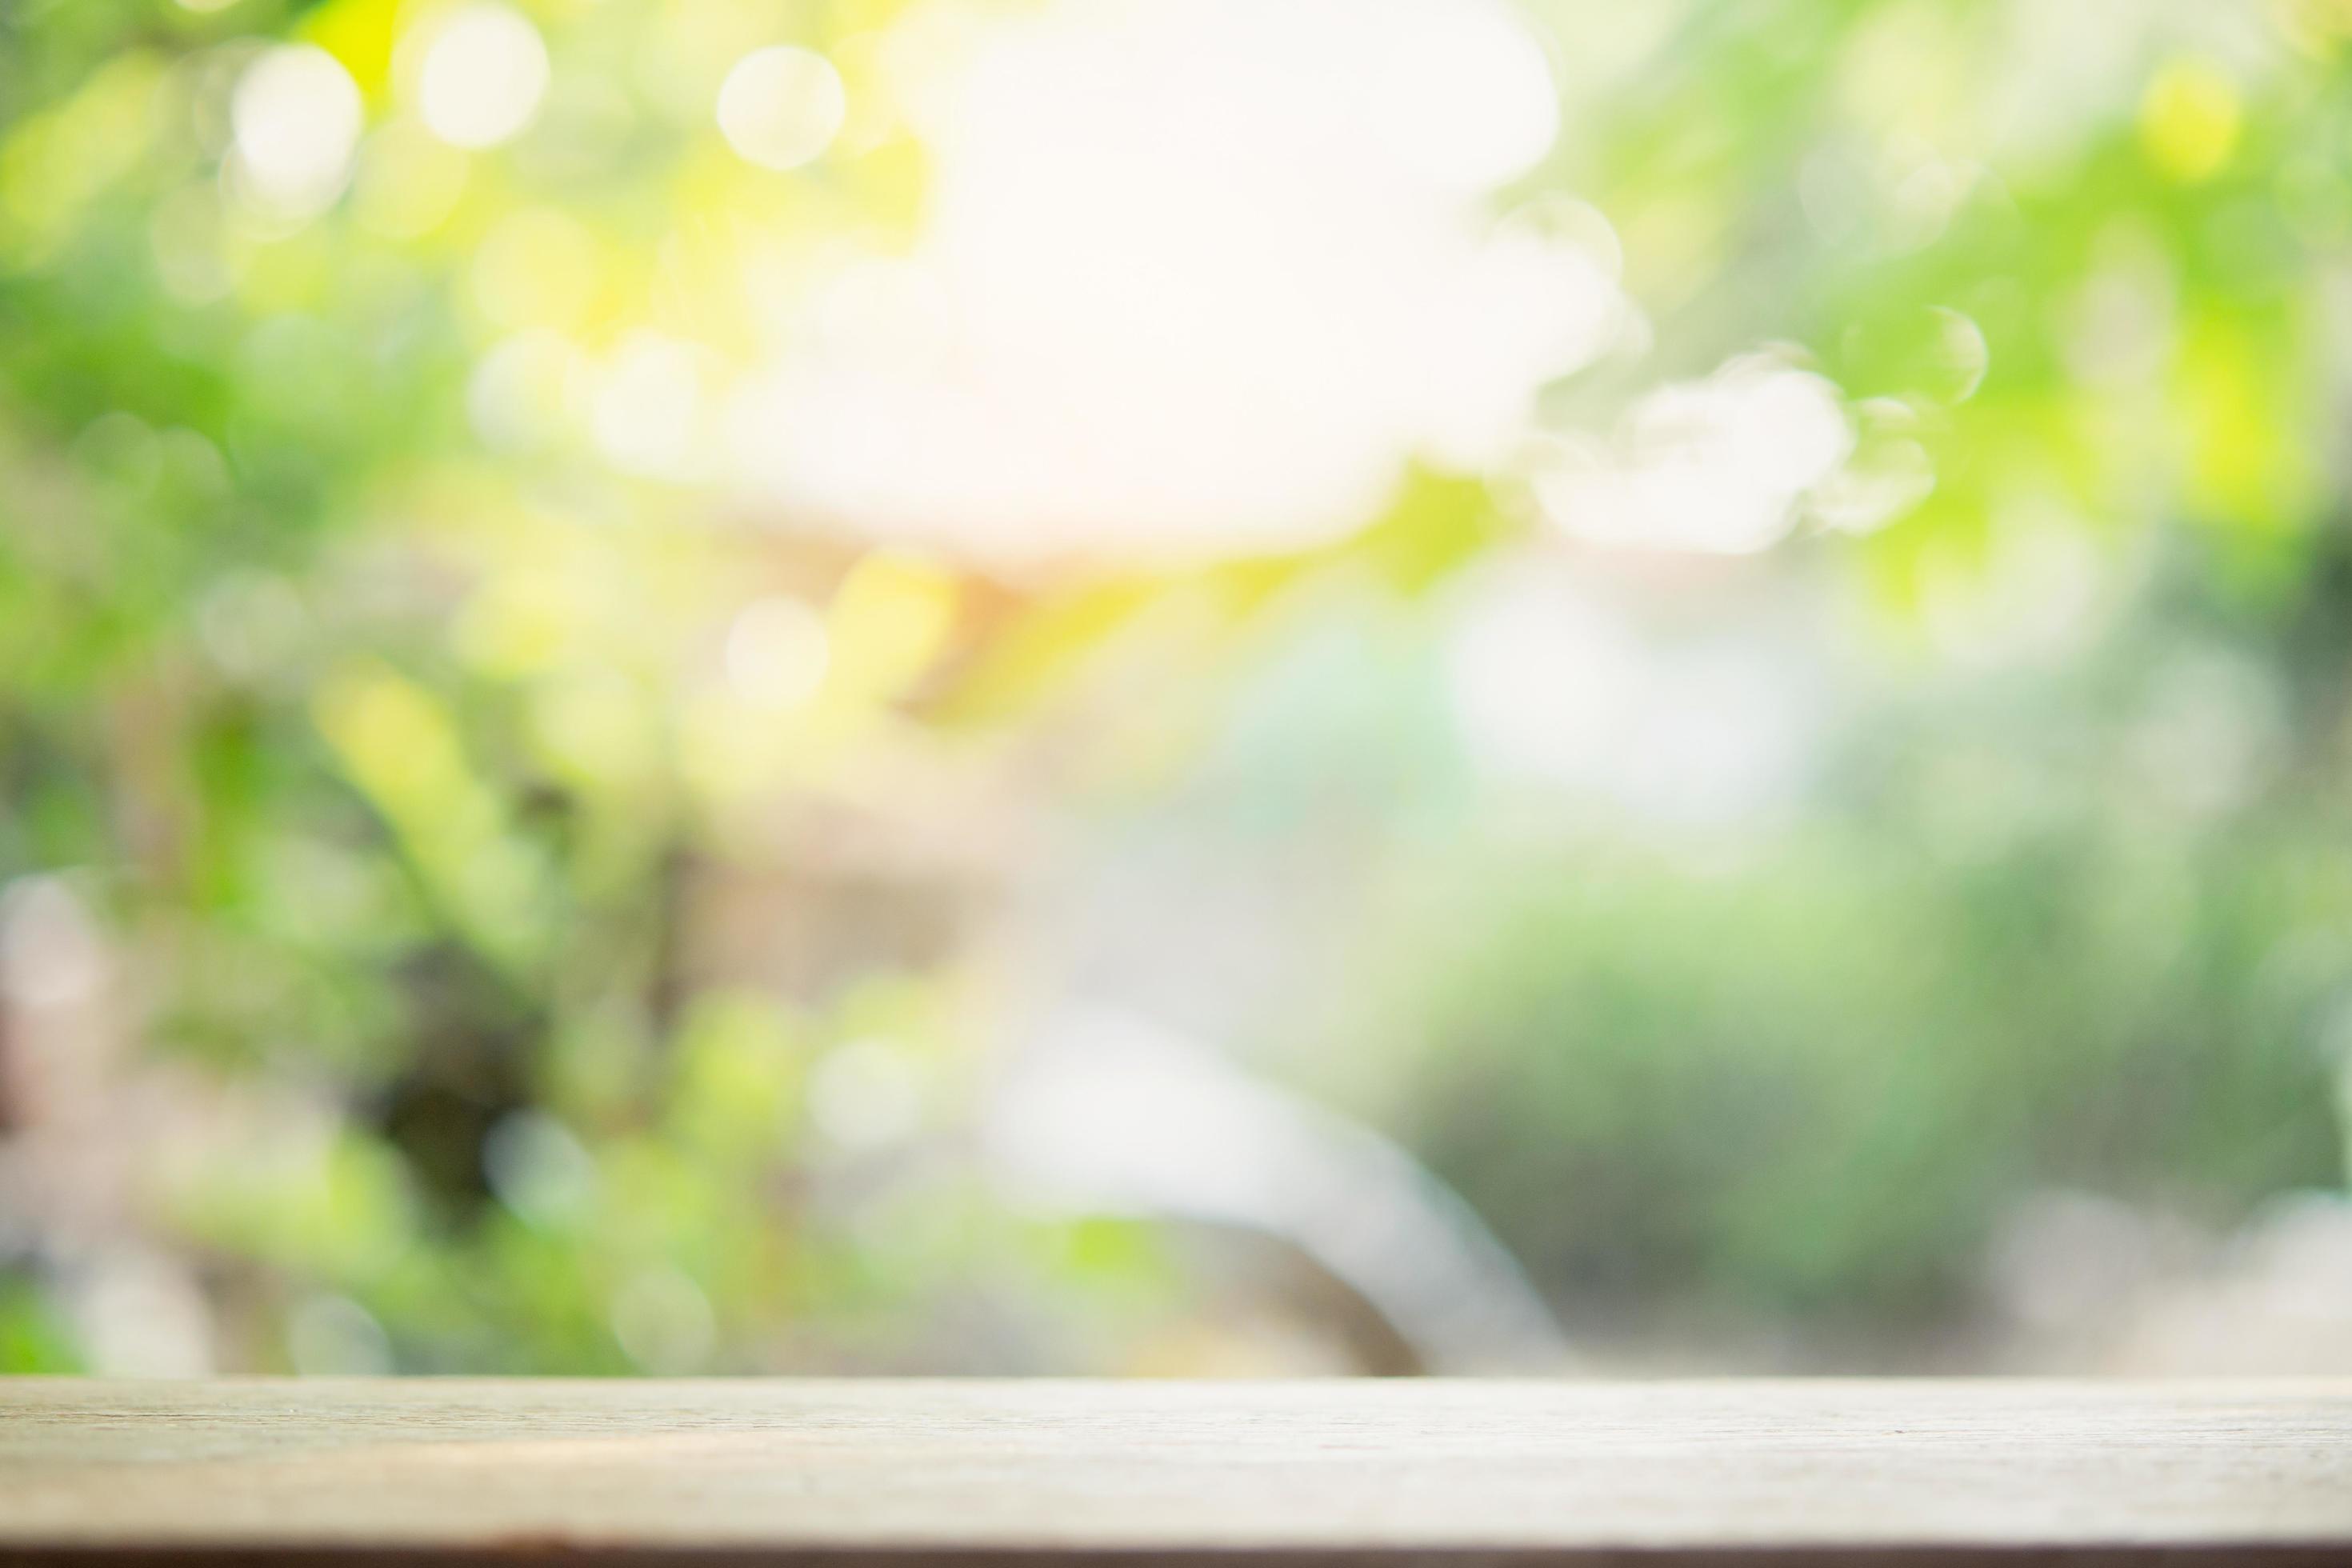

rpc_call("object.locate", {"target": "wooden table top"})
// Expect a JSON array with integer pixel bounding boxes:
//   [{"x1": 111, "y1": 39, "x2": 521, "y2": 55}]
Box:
[{"x1": 2, "y1": 1379, "x2": 2349, "y2": 1565}]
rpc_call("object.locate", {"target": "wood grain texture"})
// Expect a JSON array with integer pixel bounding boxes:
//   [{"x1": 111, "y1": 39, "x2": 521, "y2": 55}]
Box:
[{"x1": 2, "y1": 1380, "x2": 2350, "y2": 1566}]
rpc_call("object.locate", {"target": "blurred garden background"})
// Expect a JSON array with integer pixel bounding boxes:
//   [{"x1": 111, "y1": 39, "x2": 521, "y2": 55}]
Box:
[{"x1": 5, "y1": 0, "x2": 2352, "y2": 1378}]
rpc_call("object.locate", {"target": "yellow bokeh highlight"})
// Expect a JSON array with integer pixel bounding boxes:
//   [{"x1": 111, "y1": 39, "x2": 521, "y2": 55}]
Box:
[
  {"x1": 2171, "y1": 314, "x2": 2315, "y2": 534},
  {"x1": 826, "y1": 550, "x2": 961, "y2": 701},
  {"x1": 298, "y1": 0, "x2": 403, "y2": 100},
  {"x1": 2140, "y1": 61, "x2": 2241, "y2": 184}
]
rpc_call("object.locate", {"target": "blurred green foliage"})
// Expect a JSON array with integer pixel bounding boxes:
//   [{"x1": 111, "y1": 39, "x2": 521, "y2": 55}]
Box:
[
  {"x1": 1362, "y1": 598, "x2": 2352, "y2": 1346},
  {"x1": 2, "y1": 0, "x2": 2351, "y2": 1374}
]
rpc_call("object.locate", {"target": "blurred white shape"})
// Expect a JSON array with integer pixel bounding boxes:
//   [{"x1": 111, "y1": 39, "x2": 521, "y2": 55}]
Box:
[
  {"x1": 1447, "y1": 570, "x2": 1642, "y2": 791},
  {"x1": 1984, "y1": 1185, "x2": 2352, "y2": 1373},
  {"x1": 717, "y1": 46, "x2": 847, "y2": 171},
  {"x1": 418, "y1": 5, "x2": 550, "y2": 150},
  {"x1": 1346, "y1": 0, "x2": 1559, "y2": 189},
  {"x1": 2106, "y1": 1193, "x2": 2352, "y2": 1375},
  {"x1": 1813, "y1": 431, "x2": 1934, "y2": 535},
  {"x1": 1622, "y1": 643, "x2": 1818, "y2": 829},
  {"x1": 798, "y1": 257, "x2": 956, "y2": 372},
  {"x1": 809, "y1": 1037, "x2": 926, "y2": 1150},
  {"x1": 1445, "y1": 561, "x2": 1819, "y2": 826},
  {"x1": 1414, "y1": 217, "x2": 1622, "y2": 470},
  {"x1": 230, "y1": 46, "x2": 364, "y2": 218},
  {"x1": 74, "y1": 1249, "x2": 214, "y2": 1378},
  {"x1": 1533, "y1": 354, "x2": 1852, "y2": 555},
  {"x1": 1986, "y1": 1190, "x2": 2182, "y2": 1334},
  {"x1": 724, "y1": 595, "x2": 830, "y2": 708},
  {"x1": 984, "y1": 1006, "x2": 1570, "y2": 1372},
  {"x1": 2234, "y1": 1193, "x2": 2352, "y2": 1320},
  {"x1": 593, "y1": 332, "x2": 710, "y2": 480},
  {"x1": 731, "y1": 0, "x2": 1618, "y2": 567}
]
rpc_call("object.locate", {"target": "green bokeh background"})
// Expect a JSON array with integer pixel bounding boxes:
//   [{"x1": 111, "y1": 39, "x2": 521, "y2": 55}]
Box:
[{"x1": 3, "y1": 0, "x2": 2350, "y2": 1374}]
